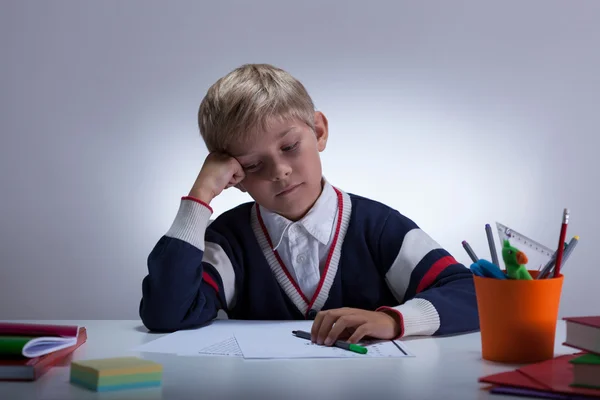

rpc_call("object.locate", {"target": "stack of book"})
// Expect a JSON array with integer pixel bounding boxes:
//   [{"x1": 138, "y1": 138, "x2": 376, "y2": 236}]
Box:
[
  {"x1": 564, "y1": 316, "x2": 600, "y2": 390},
  {"x1": 0, "y1": 322, "x2": 87, "y2": 381},
  {"x1": 479, "y1": 315, "x2": 600, "y2": 399}
]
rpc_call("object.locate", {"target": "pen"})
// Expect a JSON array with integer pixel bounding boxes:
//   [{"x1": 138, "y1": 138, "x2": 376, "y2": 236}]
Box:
[
  {"x1": 553, "y1": 208, "x2": 569, "y2": 278},
  {"x1": 485, "y1": 224, "x2": 500, "y2": 267},
  {"x1": 292, "y1": 330, "x2": 368, "y2": 354},
  {"x1": 462, "y1": 240, "x2": 479, "y2": 263}
]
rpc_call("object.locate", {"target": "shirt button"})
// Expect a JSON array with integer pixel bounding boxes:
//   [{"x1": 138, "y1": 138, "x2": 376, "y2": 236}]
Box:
[
  {"x1": 296, "y1": 254, "x2": 306, "y2": 263},
  {"x1": 307, "y1": 309, "x2": 318, "y2": 319}
]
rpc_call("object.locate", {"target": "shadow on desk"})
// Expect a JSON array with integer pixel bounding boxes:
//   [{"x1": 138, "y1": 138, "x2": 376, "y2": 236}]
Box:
[{"x1": 400, "y1": 328, "x2": 481, "y2": 342}]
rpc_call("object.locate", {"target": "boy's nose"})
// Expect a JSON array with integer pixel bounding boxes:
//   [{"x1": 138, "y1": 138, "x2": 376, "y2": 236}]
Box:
[{"x1": 270, "y1": 163, "x2": 291, "y2": 181}]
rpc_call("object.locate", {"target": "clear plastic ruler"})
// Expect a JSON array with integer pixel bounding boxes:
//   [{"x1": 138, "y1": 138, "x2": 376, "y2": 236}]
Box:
[{"x1": 496, "y1": 222, "x2": 555, "y2": 271}]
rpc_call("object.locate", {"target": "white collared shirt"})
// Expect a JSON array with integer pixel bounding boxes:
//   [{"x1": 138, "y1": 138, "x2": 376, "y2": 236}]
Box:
[{"x1": 259, "y1": 180, "x2": 338, "y2": 300}]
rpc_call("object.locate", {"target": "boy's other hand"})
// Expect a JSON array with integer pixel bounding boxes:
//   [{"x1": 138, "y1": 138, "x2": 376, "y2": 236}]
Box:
[
  {"x1": 188, "y1": 152, "x2": 246, "y2": 204},
  {"x1": 310, "y1": 307, "x2": 402, "y2": 346}
]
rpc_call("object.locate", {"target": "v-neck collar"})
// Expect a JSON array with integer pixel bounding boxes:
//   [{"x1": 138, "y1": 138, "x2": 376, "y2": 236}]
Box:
[{"x1": 251, "y1": 186, "x2": 352, "y2": 317}]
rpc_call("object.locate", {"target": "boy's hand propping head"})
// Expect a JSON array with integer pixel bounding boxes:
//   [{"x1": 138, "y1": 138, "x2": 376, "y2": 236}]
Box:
[{"x1": 188, "y1": 152, "x2": 246, "y2": 204}]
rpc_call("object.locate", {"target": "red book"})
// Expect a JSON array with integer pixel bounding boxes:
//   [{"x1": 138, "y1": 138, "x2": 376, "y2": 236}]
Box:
[
  {"x1": 0, "y1": 322, "x2": 79, "y2": 337},
  {"x1": 479, "y1": 353, "x2": 600, "y2": 398},
  {"x1": 0, "y1": 327, "x2": 87, "y2": 381},
  {"x1": 563, "y1": 316, "x2": 600, "y2": 355}
]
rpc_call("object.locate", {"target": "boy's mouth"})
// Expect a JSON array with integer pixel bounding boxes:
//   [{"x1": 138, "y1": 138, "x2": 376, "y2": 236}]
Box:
[{"x1": 276, "y1": 183, "x2": 302, "y2": 196}]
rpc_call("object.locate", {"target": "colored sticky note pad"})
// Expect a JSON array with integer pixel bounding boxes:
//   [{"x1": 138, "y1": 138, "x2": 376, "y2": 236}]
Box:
[{"x1": 70, "y1": 357, "x2": 162, "y2": 392}]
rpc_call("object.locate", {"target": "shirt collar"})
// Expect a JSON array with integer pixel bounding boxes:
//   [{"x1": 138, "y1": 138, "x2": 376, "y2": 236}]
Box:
[{"x1": 259, "y1": 179, "x2": 338, "y2": 250}]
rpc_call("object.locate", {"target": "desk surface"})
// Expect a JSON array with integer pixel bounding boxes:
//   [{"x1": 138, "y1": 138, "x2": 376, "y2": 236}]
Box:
[{"x1": 0, "y1": 320, "x2": 575, "y2": 400}]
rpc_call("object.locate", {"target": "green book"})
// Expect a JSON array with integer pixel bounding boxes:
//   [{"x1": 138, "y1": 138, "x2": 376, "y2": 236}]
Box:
[
  {"x1": 0, "y1": 336, "x2": 33, "y2": 357},
  {"x1": 0, "y1": 335, "x2": 78, "y2": 358},
  {"x1": 570, "y1": 353, "x2": 600, "y2": 365},
  {"x1": 570, "y1": 353, "x2": 600, "y2": 389}
]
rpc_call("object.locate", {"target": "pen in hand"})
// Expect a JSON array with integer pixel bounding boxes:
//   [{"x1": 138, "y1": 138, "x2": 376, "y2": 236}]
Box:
[{"x1": 292, "y1": 330, "x2": 368, "y2": 354}]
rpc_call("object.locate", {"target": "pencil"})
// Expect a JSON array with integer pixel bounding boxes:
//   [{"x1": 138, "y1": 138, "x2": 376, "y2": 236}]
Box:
[
  {"x1": 485, "y1": 224, "x2": 499, "y2": 267},
  {"x1": 462, "y1": 240, "x2": 478, "y2": 263},
  {"x1": 553, "y1": 208, "x2": 569, "y2": 278}
]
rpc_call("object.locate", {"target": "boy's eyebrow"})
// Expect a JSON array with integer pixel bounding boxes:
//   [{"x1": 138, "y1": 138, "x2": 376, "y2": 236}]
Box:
[{"x1": 277, "y1": 127, "x2": 295, "y2": 138}]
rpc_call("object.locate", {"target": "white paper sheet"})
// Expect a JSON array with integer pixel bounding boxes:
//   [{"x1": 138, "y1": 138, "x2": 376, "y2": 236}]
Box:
[
  {"x1": 133, "y1": 320, "x2": 413, "y2": 359},
  {"x1": 233, "y1": 321, "x2": 414, "y2": 359},
  {"x1": 132, "y1": 320, "x2": 250, "y2": 356}
]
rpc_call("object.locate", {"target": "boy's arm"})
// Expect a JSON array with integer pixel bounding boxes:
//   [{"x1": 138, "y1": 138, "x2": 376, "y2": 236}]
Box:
[
  {"x1": 139, "y1": 197, "x2": 240, "y2": 332},
  {"x1": 375, "y1": 210, "x2": 479, "y2": 338}
]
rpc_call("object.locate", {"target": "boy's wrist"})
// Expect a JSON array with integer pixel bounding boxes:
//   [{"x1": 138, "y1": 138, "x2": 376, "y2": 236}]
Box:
[
  {"x1": 188, "y1": 188, "x2": 214, "y2": 205},
  {"x1": 377, "y1": 307, "x2": 404, "y2": 339}
]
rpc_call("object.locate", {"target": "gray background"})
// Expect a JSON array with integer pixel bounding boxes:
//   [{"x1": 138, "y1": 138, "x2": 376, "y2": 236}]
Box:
[{"x1": 1, "y1": 0, "x2": 598, "y2": 319}]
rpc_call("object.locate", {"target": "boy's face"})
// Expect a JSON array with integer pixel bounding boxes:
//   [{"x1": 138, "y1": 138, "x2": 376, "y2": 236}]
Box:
[{"x1": 229, "y1": 111, "x2": 329, "y2": 221}]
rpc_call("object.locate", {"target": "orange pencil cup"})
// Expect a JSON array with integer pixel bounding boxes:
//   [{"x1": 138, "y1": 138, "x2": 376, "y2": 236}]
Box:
[{"x1": 474, "y1": 270, "x2": 563, "y2": 364}]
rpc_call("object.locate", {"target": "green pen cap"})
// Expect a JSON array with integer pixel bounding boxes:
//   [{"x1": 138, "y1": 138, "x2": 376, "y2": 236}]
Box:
[{"x1": 349, "y1": 344, "x2": 368, "y2": 354}]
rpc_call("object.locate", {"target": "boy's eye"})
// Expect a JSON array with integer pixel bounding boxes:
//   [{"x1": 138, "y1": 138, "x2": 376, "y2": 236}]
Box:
[
  {"x1": 282, "y1": 142, "x2": 299, "y2": 152},
  {"x1": 243, "y1": 163, "x2": 261, "y2": 172}
]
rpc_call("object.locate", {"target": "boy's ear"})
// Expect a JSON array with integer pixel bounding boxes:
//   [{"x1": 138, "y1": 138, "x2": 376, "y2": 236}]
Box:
[{"x1": 314, "y1": 111, "x2": 328, "y2": 152}]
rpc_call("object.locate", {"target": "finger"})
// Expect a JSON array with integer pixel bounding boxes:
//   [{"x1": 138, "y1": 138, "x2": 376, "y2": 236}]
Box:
[
  {"x1": 316, "y1": 312, "x2": 341, "y2": 345},
  {"x1": 325, "y1": 315, "x2": 365, "y2": 346},
  {"x1": 234, "y1": 182, "x2": 246, "y2": 192},
  {"x1": 231, "y1": 173, "x2": 246, "y2": 192},
  {"x1": 311, "y1": 308, "x2": 351, "y2": 342},
  {"x1": 233, "y1": 169, "x2": 246, "y2": 182},
  {"x1": 311, "y1": 312, "x2": 325, "y2": 342},
  {"x1": 317, "y1": 310, "x2": 355, "y2": 345},
  {"x1": 347, "y1": 324, "x2": 371, "y2": 344}
]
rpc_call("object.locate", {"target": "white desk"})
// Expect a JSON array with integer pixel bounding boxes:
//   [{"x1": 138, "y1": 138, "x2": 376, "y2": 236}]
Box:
[{"x1": 0, "y1": 320, "x2": 575, "y2": 400}]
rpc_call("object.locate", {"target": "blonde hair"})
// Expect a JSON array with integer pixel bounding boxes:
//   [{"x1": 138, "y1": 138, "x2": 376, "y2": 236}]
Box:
[{"x1": 198, "y1": 64, "x2": 315, "y2": 153}]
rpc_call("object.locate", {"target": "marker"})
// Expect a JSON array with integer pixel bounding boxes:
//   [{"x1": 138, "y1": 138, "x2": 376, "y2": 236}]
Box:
[
  {"x1": 553, "y1": 208, "x2": 569, "y2": 278},
  {"x1": 292, "y1": 330, "x2": 368, "y2": 354},
  {"x1": 561, "y1": 235, "x2": 579, "y2": 266},
  {"x1": 462, "y1": 240, "x2": 479, "y2": 263},
  {"x1": 485, "y1": 224, "x2": 500, "y2": 267}
]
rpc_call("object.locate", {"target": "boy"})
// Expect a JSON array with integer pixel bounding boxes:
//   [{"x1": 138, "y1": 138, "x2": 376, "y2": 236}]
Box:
[{"x1": 139, "y1": 64, "x2": 478, "y2": 346}]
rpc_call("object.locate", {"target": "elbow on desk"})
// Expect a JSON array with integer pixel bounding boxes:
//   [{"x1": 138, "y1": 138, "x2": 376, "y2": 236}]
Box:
[
  {"x1": 138, "y1": 296, "x2": 216, "y2": 333},
  {"x1": 139, "y1": 299, "x2": 183, "y2": 333}
]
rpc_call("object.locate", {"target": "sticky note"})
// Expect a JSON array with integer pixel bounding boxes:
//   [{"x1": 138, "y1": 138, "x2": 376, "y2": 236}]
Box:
[{"x1": 70, "y1": 357, "x2": 162, "y2": 392}]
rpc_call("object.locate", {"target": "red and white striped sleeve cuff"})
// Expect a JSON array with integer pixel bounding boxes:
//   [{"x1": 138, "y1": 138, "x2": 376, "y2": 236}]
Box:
[
  {"x1": 377, "y1": 298, "x2": 440, "y2": 338},
  {"x1": 165, "y1": 196, "x2": 213, "y2": 251}
]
